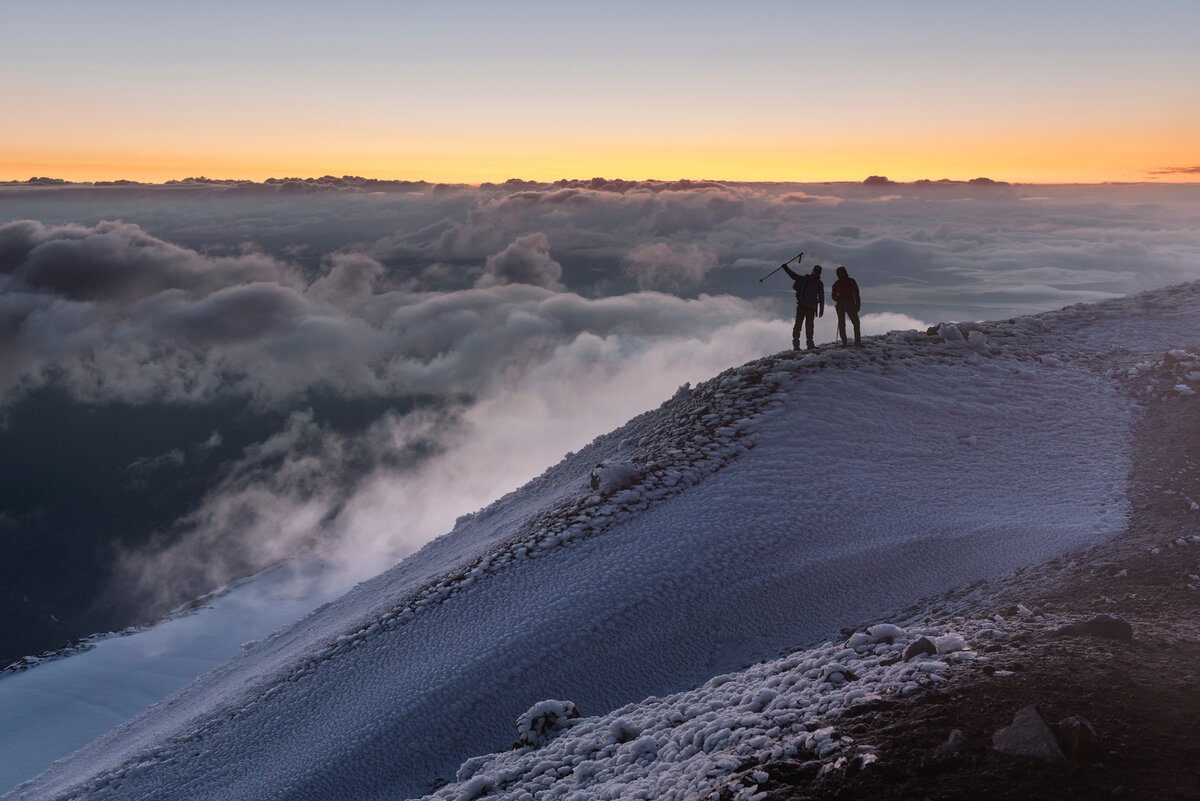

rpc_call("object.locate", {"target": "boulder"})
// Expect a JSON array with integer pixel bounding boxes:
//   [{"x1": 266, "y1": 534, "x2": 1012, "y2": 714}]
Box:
[
  {"x1": 1052, "y1": 715, "x2": 1103, "y2": 762},
  {"x1": 589, "y1": 462, "x2": 638, "y2": 493},
  {"x1": 938, "y1": 323, "x2": 964, "y2": 343},
  {"x1": 992, "y1": 705, "x2": 1066, "y2": 764},
  {"x1": 902, "y1": 636, "x2": 937, "y2": 661}
]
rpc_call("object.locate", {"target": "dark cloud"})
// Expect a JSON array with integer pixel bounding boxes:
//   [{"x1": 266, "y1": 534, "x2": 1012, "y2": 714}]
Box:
[
  {"x1": 148, "y1": 283, "x2": 311, "y2": 346},
  {"x1": 306, "y1": 253, "x2": 384, "y2": 305},
  {"x1": 477, "y1": 233, "x2": 564, "y2": 289},
  {"x1": 1149, "y1": 166, "x2": 1200, "y2": 177},
  {"x1": 0, "y1": 219, "x2": 295, "y2": 302}
]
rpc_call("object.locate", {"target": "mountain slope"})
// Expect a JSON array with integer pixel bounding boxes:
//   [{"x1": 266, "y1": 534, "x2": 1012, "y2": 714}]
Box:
[{"x1": 10, "y1": 283, "x2": 1200, "y2": 801}]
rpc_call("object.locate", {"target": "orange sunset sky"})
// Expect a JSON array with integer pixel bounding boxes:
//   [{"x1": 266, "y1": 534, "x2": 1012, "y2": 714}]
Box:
[{"x1": 4, "y1": 0, "x2": 1198, "y2": 185}]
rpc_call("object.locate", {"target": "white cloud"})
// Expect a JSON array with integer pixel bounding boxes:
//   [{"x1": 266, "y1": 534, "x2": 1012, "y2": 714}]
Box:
[{"x1": 622, "y1": 241, "x2": 718, "y2": 291}]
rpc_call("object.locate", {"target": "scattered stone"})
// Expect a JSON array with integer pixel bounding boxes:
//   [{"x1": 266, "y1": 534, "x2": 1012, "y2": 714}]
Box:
[
  {"x1": 1053, "y1": 614, "x2": 1133, "y2": 642},
  {"x1": 903, "y1": 636, "x2": 937, "y2": 661},
  {"x1": 1052, "y1": 715, "x2": 1103, "y2": 762},
  {"x1": 992, "y1": 705, "x2": 1066, "y2": 764}
]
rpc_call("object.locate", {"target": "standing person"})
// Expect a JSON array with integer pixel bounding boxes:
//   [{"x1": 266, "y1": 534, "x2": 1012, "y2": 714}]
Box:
[
  {"x1": 831, "y1": 265, "x2": 862, "y2": 346},
  {"x1": 782, "y1": 262, "x2": 824, "y2": 350}
]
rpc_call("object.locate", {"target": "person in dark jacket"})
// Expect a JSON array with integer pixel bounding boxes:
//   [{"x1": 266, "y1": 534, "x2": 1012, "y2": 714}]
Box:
[
  {"x1": 831, "y1": 265, "x2": 861, "y2": 346},
  {"x1": 782, "y1": 263, "x2": 824, "y2": 350}
]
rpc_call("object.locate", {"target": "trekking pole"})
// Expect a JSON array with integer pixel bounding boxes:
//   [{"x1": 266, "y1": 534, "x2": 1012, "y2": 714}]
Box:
[{"x1": 759, "y1": 252, "x2": 803, "y2": 282}]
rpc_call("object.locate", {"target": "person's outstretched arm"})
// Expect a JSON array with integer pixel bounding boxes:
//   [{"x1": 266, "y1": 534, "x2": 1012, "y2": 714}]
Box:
[{"x1": 781, "y1": 264, "x2": 801, "y2": 281}]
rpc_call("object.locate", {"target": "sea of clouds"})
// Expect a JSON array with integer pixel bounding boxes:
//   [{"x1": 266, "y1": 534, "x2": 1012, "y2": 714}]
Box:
[{"x1": 2, "y1": 177, "x2": 1198, "y2": 655}]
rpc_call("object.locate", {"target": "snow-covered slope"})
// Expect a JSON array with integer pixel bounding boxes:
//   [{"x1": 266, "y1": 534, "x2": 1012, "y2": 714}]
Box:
[{"x1": 9, "y1": 283, "x2": 1200, "y2": 801}]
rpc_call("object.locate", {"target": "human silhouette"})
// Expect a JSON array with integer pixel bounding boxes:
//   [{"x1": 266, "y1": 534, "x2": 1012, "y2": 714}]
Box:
[
  {"x1": 831, "y1": 265, "x2": 862, "y2": 346},
  {"x1": 782, "y1": 263, "x2": 824, "y2": 350}
]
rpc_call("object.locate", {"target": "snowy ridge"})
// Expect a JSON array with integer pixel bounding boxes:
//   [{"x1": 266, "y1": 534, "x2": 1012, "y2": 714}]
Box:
[{"x1": 12, "y1": 283, "x2": 1200, "y2": 801}]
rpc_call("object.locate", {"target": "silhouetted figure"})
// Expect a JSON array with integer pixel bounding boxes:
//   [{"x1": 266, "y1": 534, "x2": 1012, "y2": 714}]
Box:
[
  {"x1": 831, "y1": 266, "x2": 861, "y2": 346},
  {"x1": 782, "y1": 263, "x2": 824, "y2": 350}
]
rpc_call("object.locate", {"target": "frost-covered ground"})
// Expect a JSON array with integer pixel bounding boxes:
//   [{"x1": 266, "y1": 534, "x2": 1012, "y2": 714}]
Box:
[{"x1": 7, "y1": 282, "x2": 1200, "y2": 800}]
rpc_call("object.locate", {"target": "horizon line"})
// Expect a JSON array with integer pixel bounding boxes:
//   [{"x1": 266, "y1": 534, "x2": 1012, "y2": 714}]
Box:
[{"x1": 5, "y1": 174, "x2": 1200, "y2": 189}]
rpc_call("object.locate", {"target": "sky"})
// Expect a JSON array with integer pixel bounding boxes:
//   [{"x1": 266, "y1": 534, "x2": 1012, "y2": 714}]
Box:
[{"x1": 3, "y1": 0, "x2": 1199, "y2": 184}]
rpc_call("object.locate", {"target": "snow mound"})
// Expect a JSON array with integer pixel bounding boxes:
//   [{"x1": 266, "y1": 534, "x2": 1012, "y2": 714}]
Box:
[{"x1": 516, "y1": 700, "x2": 580, "y2": 747}]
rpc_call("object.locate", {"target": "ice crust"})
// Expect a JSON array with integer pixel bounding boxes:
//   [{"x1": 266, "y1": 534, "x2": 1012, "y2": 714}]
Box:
[{"x1": 9, "y1": 282, "x2": 1200, "y2": 801}]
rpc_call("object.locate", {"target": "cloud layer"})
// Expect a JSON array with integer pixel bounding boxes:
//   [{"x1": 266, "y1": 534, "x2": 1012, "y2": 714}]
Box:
[{"x1": 3, "y1": 179, "x2": 1200, "y2": 635}]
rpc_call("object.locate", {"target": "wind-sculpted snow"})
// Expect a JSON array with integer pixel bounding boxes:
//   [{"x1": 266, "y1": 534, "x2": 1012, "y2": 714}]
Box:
[{"x1": 15, "y1": 284, "x2": 1200, "y2": 801}]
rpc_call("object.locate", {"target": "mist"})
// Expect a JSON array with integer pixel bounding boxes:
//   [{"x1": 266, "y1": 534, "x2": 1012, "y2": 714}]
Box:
[{"x1": 3, "y1": 177, "x2": 1199, "y2": 664}]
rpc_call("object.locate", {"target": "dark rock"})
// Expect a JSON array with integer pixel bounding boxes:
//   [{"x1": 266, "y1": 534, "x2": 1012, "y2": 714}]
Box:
[
  {"x1": 842, "y1": 698, "x2": 897, "y2": 717},
  {"x1": 1165, "y1": 350, "x2": 1190, "y2": 364},
  {"x1": 902, "y1": 636, "x2": 937, "y2": 661},
  {"x1": 849, "y1": 756, "x2": 893, "y2": 784},
  {"x1": 917, "y1": 753, "x2": 962, "y2": 776},
  {"x1": 992, "y1": 704, "x2": 1067, "y2": 764},
  {"x1": 763, "y1": 759, "x2": 822, "y2": 785},
  {"x1": 1054, "y1": 614, "x2": 1133, "y2": 642},
  {"x1": 936, "y1": 728, "x2": 980, "y2": 754},
  {"x1": 1053, "y1": 715, "x2": 1103, "y2": 762}
]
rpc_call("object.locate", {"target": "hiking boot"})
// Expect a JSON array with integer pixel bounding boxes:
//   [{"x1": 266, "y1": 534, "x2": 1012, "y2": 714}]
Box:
[{"x1": 806, "y1": 344, "x2": 817, "y2": 351}]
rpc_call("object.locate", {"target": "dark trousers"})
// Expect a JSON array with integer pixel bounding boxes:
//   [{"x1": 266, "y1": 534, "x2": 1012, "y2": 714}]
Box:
[
  {"x1": 837, "y1": 306, "x2": 861, "y2": 345},
  {"x1": 792, "y1": 305, "x2": 816, "y2": 348}
]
